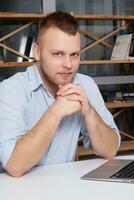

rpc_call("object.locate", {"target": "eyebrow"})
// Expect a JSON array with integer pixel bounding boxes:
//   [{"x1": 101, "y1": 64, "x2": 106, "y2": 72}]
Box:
[
  {"x1": 51, "y1": 49, "x2": 80, "y2": 54},
  {"x1": 71, "y1": 51, "x2": 80, "y2": 54}
]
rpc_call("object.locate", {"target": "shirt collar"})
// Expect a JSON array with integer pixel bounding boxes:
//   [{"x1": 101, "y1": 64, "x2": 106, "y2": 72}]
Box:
[
  {"x1": 27, "y1": 64, "x2": 43, "y2": 91},
  {"x1": 72, "y1": 73, "x2": 79, "y2": 85}
]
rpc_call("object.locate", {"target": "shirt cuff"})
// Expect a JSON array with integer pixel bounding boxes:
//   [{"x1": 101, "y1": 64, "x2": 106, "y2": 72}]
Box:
[{"x1": 0, "y1": 140, "x2": 17, "y2": 168}]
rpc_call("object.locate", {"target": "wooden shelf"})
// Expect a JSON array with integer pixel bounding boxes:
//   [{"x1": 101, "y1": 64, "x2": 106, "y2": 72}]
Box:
[
  {"x1": 75, "y1": 14, "x2": 134, "y2": 21},
  {"x1": 1, "y1": 13, "x2": 134, "y2": 21},
  {"x1": 0, "y1": 12, "x2": 46, "y2": 20},
  {"x1": 0, "y1": 61, "x2": 33, "y2": 68},
  {"x1": 106, "y1": 102, "x2": 134, "y2": 109},
  {"x1": 119, "y1": 140, "x2": 134, "y2": 151},
  {"x1": 80, "y1": 59, "x2": 134, "y2": 65}
]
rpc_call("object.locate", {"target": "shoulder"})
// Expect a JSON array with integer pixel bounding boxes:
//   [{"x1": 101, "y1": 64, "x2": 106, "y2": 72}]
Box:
[
  {"x1": 0, "y1": 67, "x2": 32, "y2": 105},
  {"x1": 0, "y1": 66, "x2": 32, "y2": 94},
  {"x1": 76, "y1": 73, "x2": 98, "y2": 90},
  {"x1": 75, "y1": 73, "x2": 102, "y2": 103}
]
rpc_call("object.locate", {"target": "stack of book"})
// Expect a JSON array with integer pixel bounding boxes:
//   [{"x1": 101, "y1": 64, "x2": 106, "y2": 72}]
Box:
[
  {"x1": 114, "y1": 91, "x2": 134, "y2": 103},
  {"x1": 122, "y1": 92, "x2": 134, "y2": 102}
]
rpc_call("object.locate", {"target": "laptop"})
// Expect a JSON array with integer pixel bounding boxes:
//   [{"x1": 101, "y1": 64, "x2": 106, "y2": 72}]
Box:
[{"x1": 81, "y1": 159, "x2": 134, "y2": 184}]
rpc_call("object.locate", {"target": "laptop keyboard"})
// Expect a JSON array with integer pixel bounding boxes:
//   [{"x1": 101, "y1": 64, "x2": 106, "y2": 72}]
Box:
[{"x1": 110, "y1": 161, "x2": 134, "y2": 179}]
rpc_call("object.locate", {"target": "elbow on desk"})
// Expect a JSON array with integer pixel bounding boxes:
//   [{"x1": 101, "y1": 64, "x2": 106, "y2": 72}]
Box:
[
  {"x1": 104, "y1": 154, "x2": 115, "y2": 161},
  {"x1": 6, "y1": 168, "x2": 25, "y2": 177},
  {"x1": 102, "y1": 149, "x2": 117, "y2": 161},
  {"x1": 98, "y1": 146, "x2": 118, "y2": 160},
  {"x1": 6, "y1": 168, "x2": 24, "y2": 177},
  {"x1": 6, "y1": 164, "x2": 26, "y2": 177},
  {"x1": 100, "y1": 138, "x2": 119, "y2": 160}
]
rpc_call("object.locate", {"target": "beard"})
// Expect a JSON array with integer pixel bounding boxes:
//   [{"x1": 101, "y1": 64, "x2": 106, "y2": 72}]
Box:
[
  {"x1": 37, "y1": 63, "x2": 77, "y2": 96},
  {"x1": 40, "y1": 62, "x2": 76, "y2": 84}
]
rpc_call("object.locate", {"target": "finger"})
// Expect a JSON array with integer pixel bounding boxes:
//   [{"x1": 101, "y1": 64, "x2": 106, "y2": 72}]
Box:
[
  {"x1": 57, "y1": 83, "x2": 73, "y2": 94},
  {"x1": 61, "y1": 88, "x2": 84, "y2": 97},
  {"x1": 67, "y1": 94, "x2": 82, "y2": 102},
  {"x1": 57, "y1": 84, "x2": 84, "y2": 96}
]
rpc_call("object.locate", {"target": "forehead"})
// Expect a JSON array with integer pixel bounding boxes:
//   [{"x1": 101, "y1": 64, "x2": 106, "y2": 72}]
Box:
[{"x1": 38, "y1": 27, "x2": 80, "y2": 51}]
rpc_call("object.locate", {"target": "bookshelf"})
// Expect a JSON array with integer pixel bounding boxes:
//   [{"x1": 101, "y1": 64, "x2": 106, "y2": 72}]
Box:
[{"x1": 0, "y1": 13, "x2": 134, "y2": 158}]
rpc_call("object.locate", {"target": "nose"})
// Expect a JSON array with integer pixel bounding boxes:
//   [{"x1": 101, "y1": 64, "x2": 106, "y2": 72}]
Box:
[{"x1": 64, "y1": 56, "x2": 72, "y2": 69}]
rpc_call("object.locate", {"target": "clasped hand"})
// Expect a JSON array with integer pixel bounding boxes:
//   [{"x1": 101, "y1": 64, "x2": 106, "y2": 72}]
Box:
[{"x1": 55, "y1": 83, "x2": 91, "y2": 117}]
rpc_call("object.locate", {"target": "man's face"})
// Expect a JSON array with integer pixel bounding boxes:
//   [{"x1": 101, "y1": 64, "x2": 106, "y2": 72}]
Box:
[{"x1": 34, "y1": 27, "x2": 80, "y2": 93}]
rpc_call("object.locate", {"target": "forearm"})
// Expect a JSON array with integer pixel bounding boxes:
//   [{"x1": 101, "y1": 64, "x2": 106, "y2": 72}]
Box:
[
  {"x1": 84, "y1": 106, "x2": 119, "y2": 159},
  {"x1": 6, "y1": 104, "x2": 63, "y2": 177},
  {"x1": 57, "y1": 83, "x2": 119, "y2": 159}
]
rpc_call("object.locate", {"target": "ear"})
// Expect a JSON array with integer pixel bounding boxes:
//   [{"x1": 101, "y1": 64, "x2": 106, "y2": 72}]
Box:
[{"x1": 33, "y1": 42, "x2": 40, "y2": 61}]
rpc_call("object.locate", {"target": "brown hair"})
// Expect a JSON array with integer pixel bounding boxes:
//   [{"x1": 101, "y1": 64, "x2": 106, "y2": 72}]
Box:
[{"x1": 37, "y1": 11, "x2": 79, "y2": 42}]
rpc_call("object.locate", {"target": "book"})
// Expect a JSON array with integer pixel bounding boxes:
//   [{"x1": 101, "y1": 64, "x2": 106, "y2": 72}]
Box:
[
  {"x1": 114, "y1": 91, "x2": 134, "y2": 103},
  {"x1": 111, "y1": 34, "x2": 132, "y2": 60},
  {"x1": 113, "y1": 92, "x2": 126, "y2": 103}
]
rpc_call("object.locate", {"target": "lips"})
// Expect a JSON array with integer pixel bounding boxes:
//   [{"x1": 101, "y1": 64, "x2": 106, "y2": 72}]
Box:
[
  {"x1": 58, "y1": 72, "x2": 72, "y2": 78},
  {"x1": 58, "y1": 71, "x2": 72, "y2": 75},
  {"x1": 58, "y1": 71, "x2": 72, "y2": 74}
]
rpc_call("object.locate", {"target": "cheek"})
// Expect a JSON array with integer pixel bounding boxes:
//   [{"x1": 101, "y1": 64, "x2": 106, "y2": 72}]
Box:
[
  {"x1": 45, "y1": 53, "x2": 62, "y2": 67},
  {"x1": 73, "y1": 59, "x2": 80, "y2": 70},
  {"x1": 42, "y1": 60, "x2": 57, "y2": 77}
]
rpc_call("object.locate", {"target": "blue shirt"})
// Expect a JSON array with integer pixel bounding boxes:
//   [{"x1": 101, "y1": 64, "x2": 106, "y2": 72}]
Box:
[{"x1": 0, "y1": 64, "x2": 120, "y2": 169}]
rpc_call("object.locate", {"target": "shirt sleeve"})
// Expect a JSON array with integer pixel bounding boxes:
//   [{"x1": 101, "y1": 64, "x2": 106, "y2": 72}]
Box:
[
  {"x1": 0, "y1": 79, "x2": 28, "y2": 168},
  {"x1": 80, "y1": 77, "x2": 121, "y2": 150}
]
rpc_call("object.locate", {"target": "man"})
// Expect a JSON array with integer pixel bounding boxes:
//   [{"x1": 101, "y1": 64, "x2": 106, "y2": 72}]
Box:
[{"x1": 0, "y1": 11, "x2": 120, "y2": 177}]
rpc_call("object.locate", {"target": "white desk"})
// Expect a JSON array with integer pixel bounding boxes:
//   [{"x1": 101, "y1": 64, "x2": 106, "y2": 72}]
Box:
[{"x1": 0, "y1": 155, "x2": 134, "y2": 200}]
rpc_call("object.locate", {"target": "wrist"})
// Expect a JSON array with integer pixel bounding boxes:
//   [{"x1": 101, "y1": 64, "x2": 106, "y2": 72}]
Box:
[
  {"x1": 50, "y1": 103, "x2": 64, "y2": 121},
  {"x1": 83, "y1": 105, "x2": 95, "y2": 119}
]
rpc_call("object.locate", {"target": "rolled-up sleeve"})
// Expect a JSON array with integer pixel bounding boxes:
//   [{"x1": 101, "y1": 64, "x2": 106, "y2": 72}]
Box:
[{"x1": 0, "y1": 80, "x2": 28, "y2": 168}]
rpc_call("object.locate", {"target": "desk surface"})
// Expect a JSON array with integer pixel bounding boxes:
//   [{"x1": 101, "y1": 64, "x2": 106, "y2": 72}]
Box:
[{"x1": 1, "y1": 155, "x2": 134, "y2": 200}]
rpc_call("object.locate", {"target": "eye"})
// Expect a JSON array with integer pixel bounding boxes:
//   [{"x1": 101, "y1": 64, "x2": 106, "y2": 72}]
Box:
[
  {"x1": 53, "y1": 52, "x2": 63, "y2": 57},
  {"x1": 71, "y1": 52, "x2": 80, "y2": 58}
]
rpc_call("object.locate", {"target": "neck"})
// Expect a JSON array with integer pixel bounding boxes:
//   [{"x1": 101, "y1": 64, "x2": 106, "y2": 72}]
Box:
[{"x1": 46, "y1": 84, "x2": 58, "y2": 98}]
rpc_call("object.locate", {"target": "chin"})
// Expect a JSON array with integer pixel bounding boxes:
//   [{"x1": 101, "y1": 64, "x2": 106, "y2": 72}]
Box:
[
  {"x1": 58, "y1": 80, "x2": 72, "y2": 86},
  {"x1": 60, "y1": 77, "x2": 74, "y2": 85}
]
